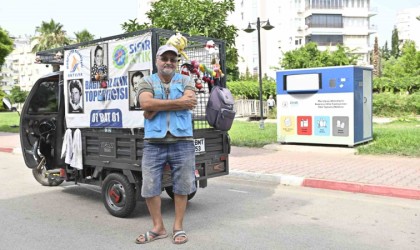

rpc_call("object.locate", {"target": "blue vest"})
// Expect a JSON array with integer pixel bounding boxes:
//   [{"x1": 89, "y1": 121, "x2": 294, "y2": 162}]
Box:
[{"x1": 144, "y1": 74, "x2": 193, "y2": 139}]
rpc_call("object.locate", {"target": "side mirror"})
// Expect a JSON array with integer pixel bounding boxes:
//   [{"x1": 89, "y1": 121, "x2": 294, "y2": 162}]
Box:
[
  {"x1": 2, "y1": 97, "x2": 20, "y2": 117},
  {"x1": 2, "y1": 97, "x2": 13, "y2": 110}
]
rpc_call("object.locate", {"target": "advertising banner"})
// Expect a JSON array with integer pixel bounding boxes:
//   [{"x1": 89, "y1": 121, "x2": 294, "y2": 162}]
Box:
[{"x1": 63, "y1": 33, "x2": 152, "y2": 128}]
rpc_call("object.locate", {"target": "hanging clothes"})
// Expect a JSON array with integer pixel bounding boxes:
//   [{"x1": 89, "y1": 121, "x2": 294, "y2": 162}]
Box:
[
  {"x1": 71, "y1": 129, "x2": 83, "y2": 170},
  {"x1": 61, "y1": 129, "x2": 73, "y2": 165}
]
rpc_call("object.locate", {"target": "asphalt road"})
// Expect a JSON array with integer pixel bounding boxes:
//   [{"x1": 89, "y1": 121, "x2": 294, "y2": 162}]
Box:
[{"x1": 0, "y1": 152, "x2": 419, "y2": 250}]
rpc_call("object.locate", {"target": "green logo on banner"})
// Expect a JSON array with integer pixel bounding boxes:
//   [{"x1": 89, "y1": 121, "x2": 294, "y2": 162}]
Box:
[{"x1": 112, "y1": 45, "x2": 128, "y2": 69}]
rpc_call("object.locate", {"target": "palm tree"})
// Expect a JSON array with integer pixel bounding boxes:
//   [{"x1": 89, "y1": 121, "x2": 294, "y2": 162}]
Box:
[
  {"x1": 31, "y1": 19, "x2": 70, "y2": 72},
  {"x1": 73, "y1": 29, "x2": 95, "y2": 43},
  {"x1": 31, "y1": 19, "x2": 70, "y2": 52}
]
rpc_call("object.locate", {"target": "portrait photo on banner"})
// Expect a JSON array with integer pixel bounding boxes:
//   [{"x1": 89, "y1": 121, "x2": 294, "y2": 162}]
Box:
[
  {"x1": 68, "y1": 78, "x2": 84, "y2": 114},
  {"x1": 129, "y1": 69, "x2": 150, "y2": 110},
  {"x1": 91, "y1": 44, "x2": 108, "y2": 82}
]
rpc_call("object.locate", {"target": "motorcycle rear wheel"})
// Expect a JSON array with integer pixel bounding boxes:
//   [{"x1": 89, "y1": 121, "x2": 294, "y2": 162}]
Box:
[{"x1": 32, "y1": 158, "x2": 64, "y2": 186}]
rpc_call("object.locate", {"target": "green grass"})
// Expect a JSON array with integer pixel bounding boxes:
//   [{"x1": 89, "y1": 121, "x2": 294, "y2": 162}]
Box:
[
  {"x1": 0, "y1": 112, "x2": 20, "y2": 133},
  {"x1": 357, "y1": 119, "x2": 420, "y2": 157},
  {"x1": 229, "y1": 119, "x2": 420, "y2": 157},
  {"x1": 1, "y1": 112, "x2": 419, "y2": 157},
  {"x1": 229, "y1": 120, "x2": 277, "y2": 147}
]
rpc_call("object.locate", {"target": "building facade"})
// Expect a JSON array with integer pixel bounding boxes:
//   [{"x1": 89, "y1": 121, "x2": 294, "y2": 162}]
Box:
[
  {"x1": 396, "y1": 5, "x2": 420, "y2": 49},
  {"x1": 136, "y1": 0, "x2": 155, "y2": 24},
  {"x1": 135, "y1": 0, "x2": 376, "y2": 79},
  {"x1": 233, "y1": 0, "x2": 377, "y2": 79},
  {"x1": 1, "y1": 35, "x2": 51, "y2": 92},
  {"x1": 230, "y1": 0, "x2": 304, "y2": 79},
  {"x1": 304, "y1": 0, "x2": 377, "y2": 65}
]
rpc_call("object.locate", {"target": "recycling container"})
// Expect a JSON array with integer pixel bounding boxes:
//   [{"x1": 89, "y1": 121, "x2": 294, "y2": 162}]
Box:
[{"x1": 276, "y1": 65, "x2": 373, "y2": 147}]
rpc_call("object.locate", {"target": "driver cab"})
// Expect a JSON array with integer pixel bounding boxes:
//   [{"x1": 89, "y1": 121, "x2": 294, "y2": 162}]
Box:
[{"x1": 20, "y1": 72, "x2": 66, "y2": 170}]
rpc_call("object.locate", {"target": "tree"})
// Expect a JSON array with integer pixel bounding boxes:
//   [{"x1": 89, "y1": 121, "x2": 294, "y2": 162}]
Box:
[
  {"x1": 73, "y1": 29, "x2": 95, "y2": 43},
  {"x1": 121, "y1": 0, "x2": 239, "y2": 80},
  {"x1": 391, "y1": 27, "x2": 400, "y2": 58},
  {"x1": 383, "y1": 41, "x2": 419, "y2": 77},
  {"x1": 31, "y1": 19, "x2": 70, "y2": 72},
  {"x1": 31, "y1": 19, "x2": 70, "y2": 52},
  {"x1": 399, "y1": 41, "x2": 420, "y2": 75},
  {"x1": 9, "y1": 86, "x2": 28, "y2": 104},
  {"x1": 328, "y1": 44, "x2": 358, "y2": 66},
  {"x1": 380, "y1": 41, "x2": 391, "y2": 60},
  {"x1": 0, "y1": 27, "x2": 14, "y2": 67},
  {"x1": 281, "y1": 42, "x2": 357, "y2": 69},
  {"x1": 372, "y1": 36, "x2": 380, "y2": 77},
  {"x1": 121, "y1": 18, "x2": 148, "y2": 33},
  {"x1": 281, "y1": 42, "x2": 323, "y2": 69},
  {"x1": 378, "y1": 40, "x2": 420, "y2": 94}
]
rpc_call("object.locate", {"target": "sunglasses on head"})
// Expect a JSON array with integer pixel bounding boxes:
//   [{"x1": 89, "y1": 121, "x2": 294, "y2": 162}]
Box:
[{"x1": 159, "y1": 56, "x2": 178, "y2": 63}]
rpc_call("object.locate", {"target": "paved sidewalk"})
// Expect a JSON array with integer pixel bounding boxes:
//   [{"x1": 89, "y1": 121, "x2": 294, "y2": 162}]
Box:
[
  {"x1": 0, "y1": 132, "x2": 21, "y2": 154},
  {"x1": 229, "y1": 145, "x2": 420, "y2": 199},
  {"x1": 1, "y1": 132, "x2": 419, "y2": 199}
]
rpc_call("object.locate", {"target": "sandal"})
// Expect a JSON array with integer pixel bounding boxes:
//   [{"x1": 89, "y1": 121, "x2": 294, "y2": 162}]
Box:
[
  {"x1": 135, "y1": 231, "x2": 168, "y2": 244},
  {"x1": 172, "y1": 230, "x2": 188, "y2": 244}
]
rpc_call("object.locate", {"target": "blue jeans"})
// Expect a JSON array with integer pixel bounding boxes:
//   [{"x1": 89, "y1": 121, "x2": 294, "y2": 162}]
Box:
[{"x1": 141, "y1": 140, "x2": 196, "y2": 198}]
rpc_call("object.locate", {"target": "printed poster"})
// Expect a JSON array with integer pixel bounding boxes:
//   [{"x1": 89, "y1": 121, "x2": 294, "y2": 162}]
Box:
[{"x1": 63, "y1": 33, "x2": 153, "y2": 128}]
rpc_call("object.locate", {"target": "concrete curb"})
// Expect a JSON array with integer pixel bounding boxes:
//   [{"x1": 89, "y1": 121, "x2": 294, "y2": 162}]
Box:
[
  {"x1": 263, "y1": 143, "x2": 356, "y2": 155},
  {"x1": 229, "y1": 170, "x2": 420, "y2": 200},
  {"x1": 303, "y1": 179, "x2": 420, "y2": 200},
  {"x1": 0, "y1": 147, "x2": 21, "y2": 154},
  {"x1": 3, "y1": 146, "x2": 419, "y2": 200},
  {"x1": 229, "y1": 170, "x2": 304, "y2": 186},
  {"x1": 12, "y1": 147, "x2": 22, "y2": 155},
  {"x1": 0, "y1": 147, "x2": 13, "y2": 153}
]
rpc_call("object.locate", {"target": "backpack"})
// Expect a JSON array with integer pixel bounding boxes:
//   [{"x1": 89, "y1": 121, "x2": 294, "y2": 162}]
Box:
[{"x1": 206, "y1": 86, "x2": 236, "y2": 131}]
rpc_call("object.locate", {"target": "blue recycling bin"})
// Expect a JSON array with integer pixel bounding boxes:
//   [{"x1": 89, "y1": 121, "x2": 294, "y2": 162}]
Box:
[{"x1": 276, "y1": 66, "x2": 373, "y2": 147}]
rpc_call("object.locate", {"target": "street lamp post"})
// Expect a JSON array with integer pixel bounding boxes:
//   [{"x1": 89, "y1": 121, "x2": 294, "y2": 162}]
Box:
[{"x1": 244, "y1": 17, "x2": 274, "y2": 129}]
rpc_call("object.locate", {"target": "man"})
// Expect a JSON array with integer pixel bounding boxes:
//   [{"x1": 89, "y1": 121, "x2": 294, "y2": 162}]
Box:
[
  {"x1": 68, "y1": 79, "x2": 83, "y2": 113},
  {"x1": 267, "y1": 95, "x2": 276, "y2": 110},
  {"x1": 130, "y1": 71, "x2": 144, "y2": 109},
  {"x1": 91, "y1": 45, "x2": 108, "y2": 81},
  {"x1": 135, "y1": 44, "x2": 197, "y2": 245}
]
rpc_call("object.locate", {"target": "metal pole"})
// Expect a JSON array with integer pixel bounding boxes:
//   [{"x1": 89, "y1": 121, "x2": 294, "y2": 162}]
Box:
[{"x1": 257, "y1": 17, "x2": 265, "y2": 129}]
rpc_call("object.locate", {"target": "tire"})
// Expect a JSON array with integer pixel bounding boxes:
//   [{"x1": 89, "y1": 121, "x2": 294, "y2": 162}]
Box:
[
  {"x1": 165, "y1": 185, "x2": 197, "y2": 201},
  {"x1": 102, "y1": 173, "x2": 136, "y2": 218},
  {"x1": 32, "y1": 164, "x2": 64, "y2": 187}
]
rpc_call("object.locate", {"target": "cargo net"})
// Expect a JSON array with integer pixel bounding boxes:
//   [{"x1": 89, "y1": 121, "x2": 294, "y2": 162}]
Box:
[{"x1": 178, "y1": 45, "x2": 221, "y2": 129}]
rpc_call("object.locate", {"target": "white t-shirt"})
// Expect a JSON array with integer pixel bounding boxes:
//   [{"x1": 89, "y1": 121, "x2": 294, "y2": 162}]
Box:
[{"x1": 267, "y1": 98, "x2": 275, "y2": 107}]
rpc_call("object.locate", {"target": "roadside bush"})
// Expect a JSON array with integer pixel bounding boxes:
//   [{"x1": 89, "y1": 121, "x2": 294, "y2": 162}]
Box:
[
  {"x1": 228, "y1": 80, "x2": 419, "y2": 118},
  {"x1": 373, "y1": 76, "x2": 420, "y2": 94},
  {"x1": 373, "y1": 92, "x2": 420, "y2": 117},
  {"x1": 227, "y1": 80, "x2": 276, "y2": 100},
  {"x1": 407, "y1": 92, "x2": 420, "y2": 114},
  {"x1": 268, "y1": 107, "x2": 277, "y2": 119}
]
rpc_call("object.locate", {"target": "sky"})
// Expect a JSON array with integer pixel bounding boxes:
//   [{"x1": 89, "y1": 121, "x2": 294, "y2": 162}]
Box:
[
  {"x1": 0, "y1": 0, "x2": 419, "y2": 46},
  {"x1": 370, "y1": 0, "x2": 420, "y2": 45},
  {"x1": 0, "y1": 0, "x2": 139, "y2": 39}
]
